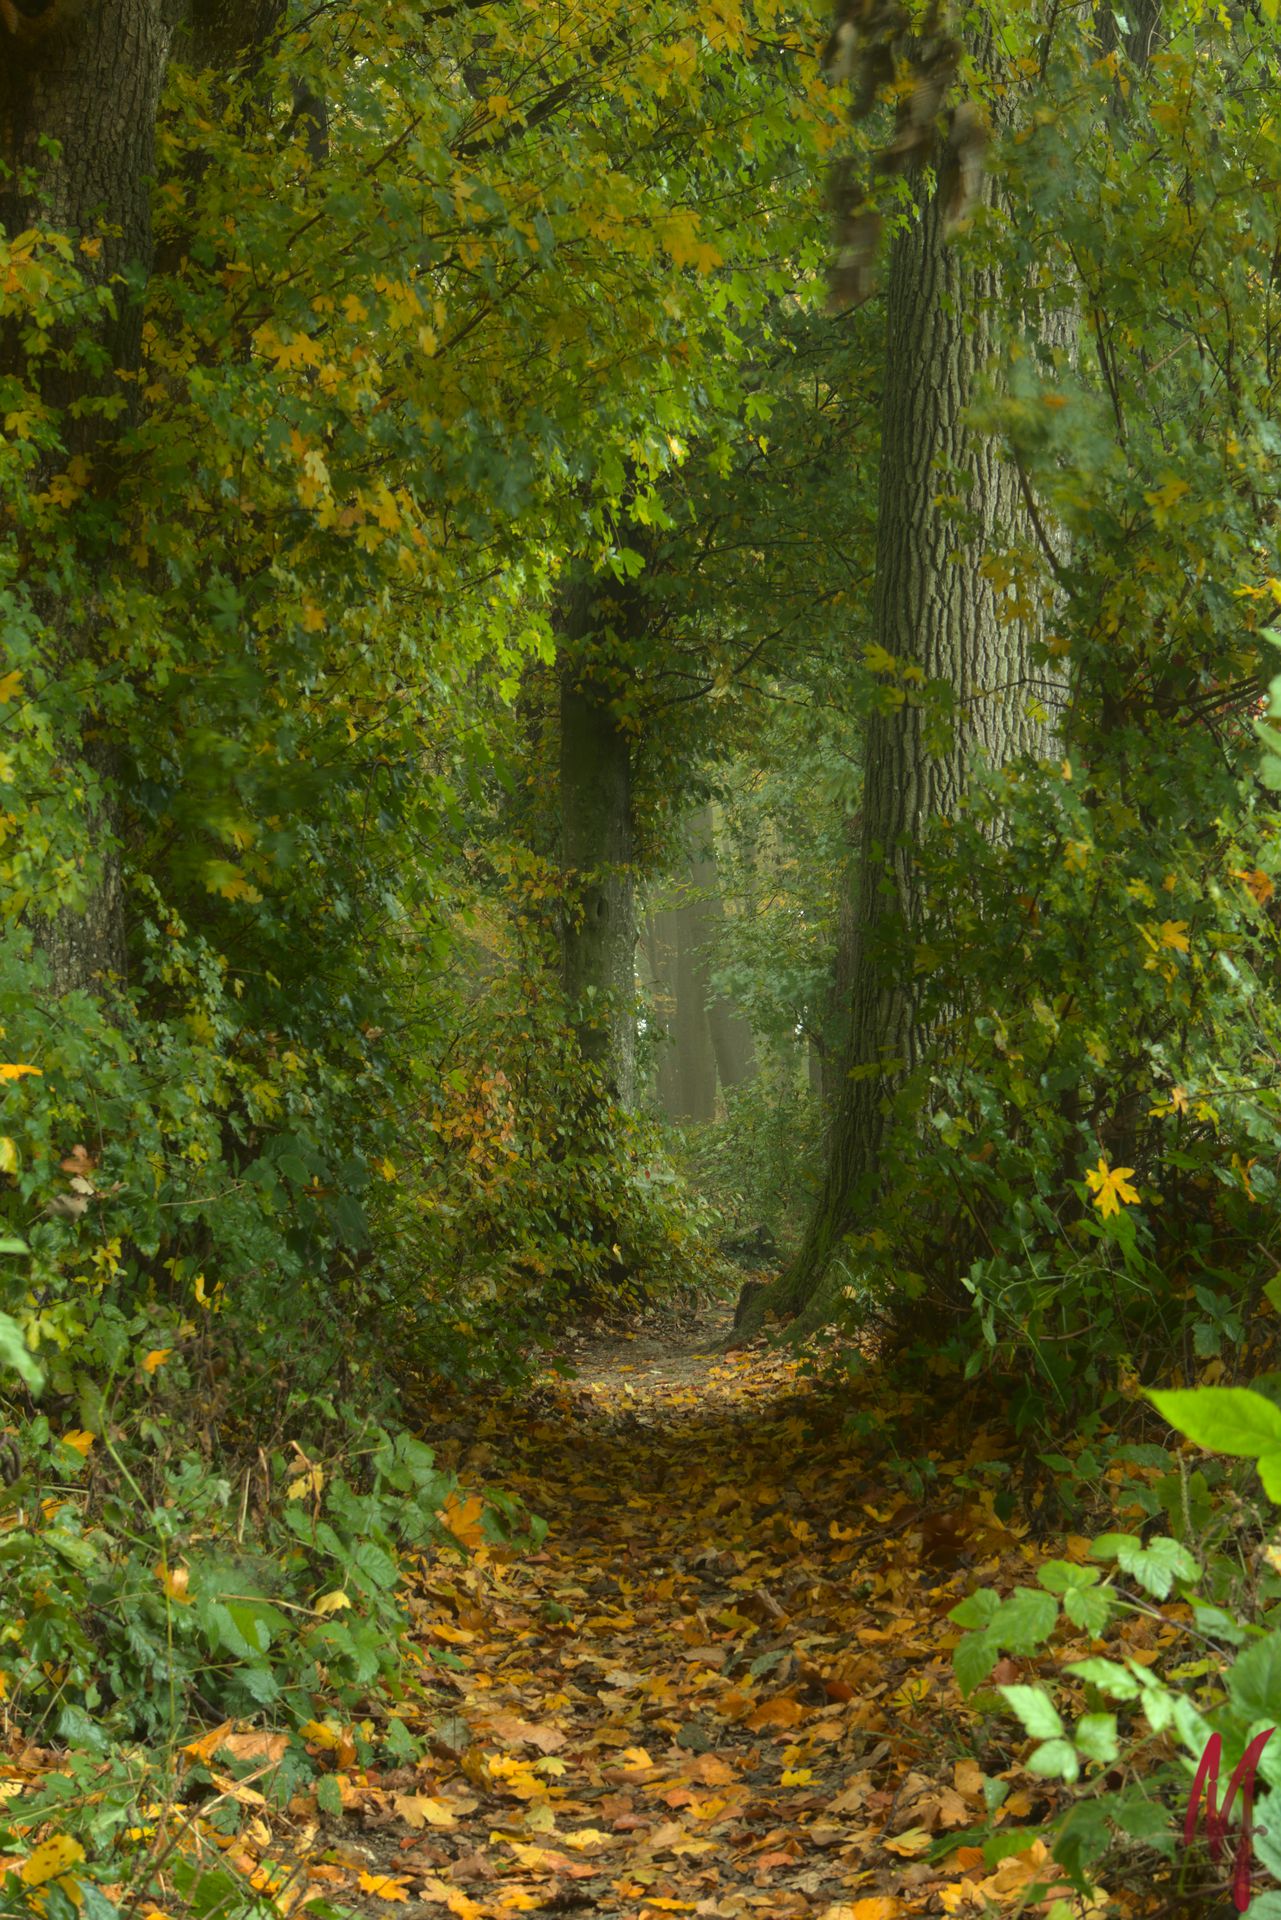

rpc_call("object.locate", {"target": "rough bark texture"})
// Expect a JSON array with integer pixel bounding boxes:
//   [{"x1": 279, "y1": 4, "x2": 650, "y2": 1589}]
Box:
[
  {"x1": 1, "y1": 0, "x2": 176, "y2": 994},
  {"x1": 771, "y1": 164, "x2": 1063, "y2": 1325},
  {"x1": 1, "y1": 0, "x2": 281, "y2": 996}
]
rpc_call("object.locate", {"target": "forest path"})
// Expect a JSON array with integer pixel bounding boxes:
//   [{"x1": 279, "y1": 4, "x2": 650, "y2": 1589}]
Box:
[{"x1": 304, "y1": 1314, "x2": 1069, "y2": 1920}]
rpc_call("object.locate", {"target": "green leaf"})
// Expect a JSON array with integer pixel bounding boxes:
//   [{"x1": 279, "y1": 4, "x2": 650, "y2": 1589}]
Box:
[
  {"x1": 1064, "y1": 1585, "x2": 1113, "y2": 1635},
  {"x1": 1064, "y1": 1657, "x2": 1141, "y2": 1699},
  {"x1": 993, "y1": 1586, "x2": 1059, "y2": 1651},
  {"x1": 1037, "y1": 1561, "x2": 1100, "y2": 1594},
  {"x1": 1028, "y1": 1737, "x2": 1079, "y2": 1781},
  {"x1": 0, "y1": 1310, "x2": 42, "y2": 1393},
  {"x1": 1074, "y1": 1713, "x2": 1119, "y2": 1764},
  {"x1": 1000, "y1": 1684, "x2": 1064, "y2": 1740},
  {"x1": 950, "y1": 1588, "x2": 1001, "y2": 1630},
  {"x1": 954, "y1": 1627, "x2": 999, "y2": 1696},
  {"x1": 1149, "y1": 1386, "x2": 1281, "y2": 1457},
  {"x1": 315, "y1": 1773, "x2": 343, "y2": 1818},
  {"x1": 1117, "y1": 1535, "x2": 1199, "y2": 1599},
  {"x1": 1230, "y1": 1632, "x2": 1281, "y2": 1725}
]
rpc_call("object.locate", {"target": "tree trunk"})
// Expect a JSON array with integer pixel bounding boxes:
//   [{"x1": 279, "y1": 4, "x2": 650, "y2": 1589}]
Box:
[
  {"x1": 772, "y1": 161, "x2": 1062, "y2": 1323},
  {"x1": 671, "y1": 891, "x2": 717, "y2": 1122},
  {"x1": 560, "y1": 633, "x2": 637, "y2": 1106},
  {"x1": 642, "y1": 909, "x2": 683, "y2": 1117},
  {"x1": 1, "y1": 0, "x2": 280, "y2": 996},
  {"x1": 685, "y1": 806, "x2": 757, "y2": 1094},
  {"x1": 1, "y1": 0, "x2": 176, "y2": 993}
]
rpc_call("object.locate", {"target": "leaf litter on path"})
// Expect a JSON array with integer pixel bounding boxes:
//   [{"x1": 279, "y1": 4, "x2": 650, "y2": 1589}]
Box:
[{"x1": 135, "y1": 1310, "x2": 1150, "y2": 1917}]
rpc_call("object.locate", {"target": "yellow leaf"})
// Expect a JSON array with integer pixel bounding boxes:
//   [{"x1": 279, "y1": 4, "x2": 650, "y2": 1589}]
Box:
[
  {"x1": 1158, "y1": 919, "x2": 1190, "y2": 952},
  {"x1": 1144, "y1": 475, "x2": 1190, "y2": 512},
  {"x1": 882, "y1": 1826, "x2": 932, "y2": 1857},
  {"x1": 184, "y1": 1721, "x2": 233, "y2": 1761},
  {"x1": 142, "y1": 1348, "x2": 172, "y2": 1374},
  {"x1": 357, "y1": 1873, "x2": 411, "y2": 1902},
  {"x1": 378, "y1": 1158, "x2": 397, "y2": 1181},
  {"x1": 314, "y1": 1590, "x2": 351, "y2": 1616},
  {"x1": 154, "y1": 1559, "x2": 190, "y2": 1603},
  {"x1": 21, "y1": 1838, "x2": 85, "y2": 1887},
  {"x1": 287, "y1": 1465, "x2": 325, "y2": 1501},
  {"x1": 781, "y1": 1768, "x2": 813, "y2": 1785},
  {"x1": 61, "y1": 1430, "x2": 94, "y2": 1456},
  {"x1": 393, "y1": 1793, "x2": 455, "y2": 1829},
  {"x1": 1084, "y1": 1156, "x2": 1141, "y2": 1219},
  {"x1": 0, "y1": 672, "x2": 21, "y2": 704},
  {"x1": 0, "y1": 1138, "x2": 17, "y2": 1174},
  {"x1": 0, "y1": 1064, "x2": 40, "y2": 1081},
  {"x1": 300, "y1": 1719, "x2": 345, "y2": 1749}
]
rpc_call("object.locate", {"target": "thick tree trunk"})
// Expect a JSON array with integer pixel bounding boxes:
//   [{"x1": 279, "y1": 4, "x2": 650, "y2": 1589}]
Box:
[
  {"x1": 1, "y1": 0, "x2": 175, "y2": 994},
  {"x1": 1, "y1": 0, "x2": 279, "y2": 996},
  {"x1": 560, "y1": 645, "x2": 637, "y2": 1106},
  {"x1": 771, "y1": 163, "x2": 1062, "y2": 1325}
]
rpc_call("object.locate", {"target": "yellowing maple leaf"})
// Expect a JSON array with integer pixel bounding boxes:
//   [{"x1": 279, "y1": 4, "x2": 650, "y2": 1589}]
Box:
[
  {"x1": 1085, "y1": 1156, "x2": 1140, "y2": 1218},
  {"x1": 0, "y1": 1064, "x2": 40, "y2": 1081},
  {"x1": 1158, "y1": 919, "x2": 1190, "y2": 952},
  {"x1": 0, "y1": 671, "x2": 22, "y2": 704}
]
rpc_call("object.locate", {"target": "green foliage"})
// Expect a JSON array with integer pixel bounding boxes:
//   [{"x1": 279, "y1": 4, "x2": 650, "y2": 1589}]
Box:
[{"x1": 805, "y1": 2, "x2": 1281, "y2": 1406}]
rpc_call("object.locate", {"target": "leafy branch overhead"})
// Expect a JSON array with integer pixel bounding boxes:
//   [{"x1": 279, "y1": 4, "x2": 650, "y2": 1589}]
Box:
[{"x1": 824, "y1": 0, "x2": 988, "y2": 308}]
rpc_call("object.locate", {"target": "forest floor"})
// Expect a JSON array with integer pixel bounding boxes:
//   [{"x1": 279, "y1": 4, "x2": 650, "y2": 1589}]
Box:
[{"x1": 215, "y1": 1305, "x2": 1169, "y2": 1920}]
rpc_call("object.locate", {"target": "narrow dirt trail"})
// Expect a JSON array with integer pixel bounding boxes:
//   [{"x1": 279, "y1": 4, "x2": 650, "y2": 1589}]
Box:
[{"x1": 308, "y1": 1314, "x2": 1086, "y2": 1919}]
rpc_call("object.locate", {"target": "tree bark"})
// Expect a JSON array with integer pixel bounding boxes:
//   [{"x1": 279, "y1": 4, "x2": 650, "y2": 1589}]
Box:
[
  {"x1": 770, "y1": 158, "x2": 1063, "y2": 1325},
  {"x1": 0, "y1": 0, "x2": 281, "y2": 995},
  {"x1": 1, "y1": 0, "x2": 176, "y2": 993}
]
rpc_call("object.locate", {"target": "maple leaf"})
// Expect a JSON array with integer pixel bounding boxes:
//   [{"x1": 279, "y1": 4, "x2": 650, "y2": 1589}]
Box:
[{"x1": 1084, "y1": 1156, "x2": 1140, "y2": 1218}]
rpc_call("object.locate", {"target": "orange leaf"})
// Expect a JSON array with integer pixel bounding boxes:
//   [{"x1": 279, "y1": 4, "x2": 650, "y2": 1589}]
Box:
[{"x1": 744, "y1": 1694, "x2": 805, "y2": 1731}]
